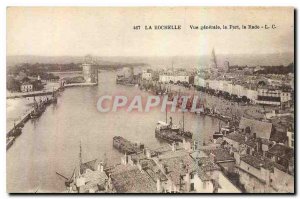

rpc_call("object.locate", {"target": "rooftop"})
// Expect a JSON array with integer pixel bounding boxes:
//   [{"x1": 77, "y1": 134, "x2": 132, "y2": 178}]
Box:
[
  {"x1": 79, "y1": 169, "x2": 108, "y2": 193},
  {"x1": 240, "y1": 154, "x2": 286, "y2": 172},
  {"x1": 80, "y1": 159, "x2": 99, "y2": 174},
  {"x1": 110, "y1": 164, "x2": 157, "y2": 193},
  {"x1": 202, "y1": 148, "x2": 235, "y2": 162},
  {"x1": 239, "y1": 117, "x2": 273, "y2": 139},
  {"x1": 268, "y1": 144, "x2": 294, "y2": 161}
]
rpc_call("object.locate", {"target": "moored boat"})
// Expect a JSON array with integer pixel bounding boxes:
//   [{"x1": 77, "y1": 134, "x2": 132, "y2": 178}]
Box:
[
  {"x1": 6, "y1": 137, "x2": 15, "y2": 150},
  {"x1": 113, "y1": 136, "x2": 144, "y2": 155},
  {"x1": 155, "y1": 115, "x2": 193, "y2": 143}
]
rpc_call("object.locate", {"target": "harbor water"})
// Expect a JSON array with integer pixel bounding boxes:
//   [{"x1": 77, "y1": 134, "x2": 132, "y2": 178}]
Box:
[{"x1": 6, "y1": 71, "x2": 221, "y2": 193}]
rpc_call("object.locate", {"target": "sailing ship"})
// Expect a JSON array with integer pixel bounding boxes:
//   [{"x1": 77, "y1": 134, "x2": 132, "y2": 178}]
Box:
[
  {"x1": 51, "y1": 87, "x2": 58, "y2": 104},
  {"x1": 6, "y1": 137, "x2": 15, "y2": 150},
  {"x1": 212, "y1": 121, "x2": 233, "y2": 140},
  {"x1": 155, "y1": 110, "x2": 193, "y2": 143},
  {"x1": 7, "y1": 121, "x2": 23, "y2": 138},
  {"x1": 30, "y1": 97, "x2": 46, "y2": 119}
]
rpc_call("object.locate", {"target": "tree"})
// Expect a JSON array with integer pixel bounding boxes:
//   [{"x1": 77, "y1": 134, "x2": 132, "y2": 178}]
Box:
[
  {"x1": 7, "y1": 77, "x2": 21, "y2": 92},
  {"x1": 241, "y1": 96, "x2": 248, "y2": 102},
  {"x1": 32, "y1": 80, "x2": 44, "y2": 91}
]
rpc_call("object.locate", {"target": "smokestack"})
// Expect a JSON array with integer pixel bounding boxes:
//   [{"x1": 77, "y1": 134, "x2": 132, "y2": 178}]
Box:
[
  {"x1": 156, "y1": 178, "x2": 161, "y2": 192},
  {"x1": 172, "y1": 142, "x2": 176, "y2": 152}
]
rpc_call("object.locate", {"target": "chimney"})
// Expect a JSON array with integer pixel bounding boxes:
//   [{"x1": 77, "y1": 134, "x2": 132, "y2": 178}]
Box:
[
  {"x1": 172, "y1": 142, "x2": 176, "y2": 152},
  {"x1": 164, "y1": 165, "x2": 168, "y2": 174},
  {"x1": 234, "y1": 152, "x2": 241, "y2": 165},
  {"x1": 209, "y1": 153, "x2": 215, "y2": 163},
  {"x1": 128, "y1": 155, "x2": 132, "y2": 165},
  {"x1": 137, "y1": 160, "x2": 142, "y2": 171},
  {"x1": 122, "y1": 152, "x2": 128, "y2": 165},
  {"x1": 146, "y1": 148, "x2": 151, "y2": 158},
  {"x1": 104, "y1": 179, "x2": 108, "y2": 192},
  {"x1": 156, "y1": 178, "x2": 162, "y2": 192},
  {"x1": 180, "y1": 160, "x2": 185, "y2": 170},
  {"x1": 98, "y1": 162, "x2": 104, "y2": 172},
  {"x1": 140, "y1": 144, "x2": 145, "y2": 150}
]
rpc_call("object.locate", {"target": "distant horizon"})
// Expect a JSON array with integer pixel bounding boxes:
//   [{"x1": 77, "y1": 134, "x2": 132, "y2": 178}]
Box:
[
  {"x1": 6, "y1": 52, "x2": 294, "y2": 68},
  {"x1": 6, "y1": 51, "x2": 295, "y2": 58}
]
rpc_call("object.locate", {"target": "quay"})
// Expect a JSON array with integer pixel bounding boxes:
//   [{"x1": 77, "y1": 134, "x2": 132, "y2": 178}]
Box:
[
  {"x1": 7, "y1": 88, "x2": 60, "y2": 99},
  {"x1": 7, "y1": 76, "x2": 98, "y2": 150},
  {"x1": 6, "y1": 96, "x2": 57, "y2": 150},
  {"x1": 63, "y1": 82, "x2": 98, "y2": 88},
  {"x1": 7, "y1": 108, "x2": 32, "y2": 136}
]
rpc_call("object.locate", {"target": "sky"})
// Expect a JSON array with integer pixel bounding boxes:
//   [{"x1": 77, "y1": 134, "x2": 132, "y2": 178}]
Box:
[{"x1": 7, "y1": 7, "x2": 294, "y2": 57}]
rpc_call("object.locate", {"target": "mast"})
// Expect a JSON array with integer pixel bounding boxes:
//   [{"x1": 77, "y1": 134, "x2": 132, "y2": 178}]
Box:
[
  {"x1": 182, "y1": 111, "x2": 185, "y2": 132},
  {"x1": 165, "y1": 106, "x2": 168, "y2": 124},
  {"x1": 79, "y1": 141, "x2": 82, "y2": 168}
]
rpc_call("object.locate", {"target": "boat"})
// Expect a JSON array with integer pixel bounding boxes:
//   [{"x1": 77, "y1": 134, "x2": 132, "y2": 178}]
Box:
[
  {"x1": 52, "y1": 88, "x2": 58, "y2": 104},
  {"x1": 30, "y1": 105, "x2": 46, "y2": 119},
  {"x1": 212, "y1": 131, "x2": 224, "y2": 139},
  {"x1": 7, "y1": 122, "x2": 23, "y2": 137},
  {"x1": 113, "y1": 136, "x2": 144, "y2": 155},
  {"x1": 11, "y1": 127, "x2": 22, "y2": 137},
  {"x1": 30, "y1": 98, "x2": 46, "y2": 119},
  {"x1": 155, "y1": 121, "x2": 184, "y2": 142},
  {"x1": 6, "y1": 137, "x2": 15, "y2": 150},
  {"x1": 155, "y1": 112, "x2": 193, "y2": 143},
  {"x1": 212, "y1": 122, "x2": 232, "y2": 140},
  {"x1": 116, "y1": 76, "x2": 136, "y2": 86}
]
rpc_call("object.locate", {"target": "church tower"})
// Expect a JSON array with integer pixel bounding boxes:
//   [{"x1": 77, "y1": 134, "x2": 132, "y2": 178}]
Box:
[{"x1": 209, "y1": 48, "x2": 217, "y2": 68}]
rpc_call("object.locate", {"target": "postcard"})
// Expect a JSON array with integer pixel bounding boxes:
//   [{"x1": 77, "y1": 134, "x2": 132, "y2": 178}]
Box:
[{"x1": 6, "y1": 7, "x2": 294, "y2": 193}]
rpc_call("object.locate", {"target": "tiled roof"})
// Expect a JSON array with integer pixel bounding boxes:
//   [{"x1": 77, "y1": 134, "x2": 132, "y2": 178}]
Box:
[
  {"x1": 259, "y1": 138, "x2": 273, "y2": 145},
  {"x1": 240, "y1": 154, "x2": 285, "y2": 172},
  {"x1": 195, "y1": 169, "x2": 210, "y2": 181},
  {"x1": 202, "y1": 148, "x2": 235, "y2": 162},
  {"x1": 110, "y1": 165, "x2": 157, "y2": 193},
  {"x1": 239, "y1": 117, "x2": 273, "y2": 139},
  {"x1": 269, "y1": 130, "x2": 288, "y2": 143},
  {"x1": 225, "y1": 132, "x2": 245, "y2": 143},
  {"x1": 268, "y1": 144, "x2": 294, "y2": 161},
  {"x1": 21, "y1": 82, "x2": 32, "y2": 86},
  {"x1": 244, "y1": 139, "x2": 256, "y2": 148},
  {"x1": 79, "y1": 169, "x2": 108, "y2": 193},
  {"x1": 80, "y1": 159, "x2": 99, "y2": 174},
  {"x1": 160, "y1": 155, "x2": 194, "y2": 185},
  {"x1": 197, "y1": 157, "x2": 220, "y2": 172}
]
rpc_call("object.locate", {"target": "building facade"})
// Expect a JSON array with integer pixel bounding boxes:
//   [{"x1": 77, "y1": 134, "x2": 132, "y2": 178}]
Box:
[{"x1": 20, "y1": 82, "x2": 33, "y2": 92}]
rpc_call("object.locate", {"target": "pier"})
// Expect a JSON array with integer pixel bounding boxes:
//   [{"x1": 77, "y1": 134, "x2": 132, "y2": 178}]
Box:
[
  {"x1": 7, "y1": 88, "x2": 60, "y2": 99},
  {"x1": 6, "y1": 95, "x2": 58, "y2": 150}
]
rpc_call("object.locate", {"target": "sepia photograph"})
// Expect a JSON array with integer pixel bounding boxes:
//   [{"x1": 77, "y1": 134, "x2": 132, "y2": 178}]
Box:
[{"x1": 6, "y1": 7, "x2": 295, "y2": 193}]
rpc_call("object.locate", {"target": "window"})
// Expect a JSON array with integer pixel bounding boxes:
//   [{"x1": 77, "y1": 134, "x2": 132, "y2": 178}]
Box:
[
  {"x1": 190, "y1": 183, "x2": 195, "y2": 191},
  {"x1": 190, "y1": 173, "x2": 194, "y2": 179}
]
